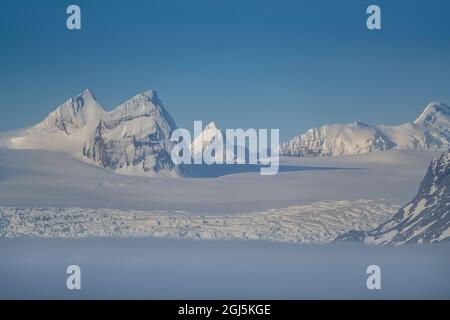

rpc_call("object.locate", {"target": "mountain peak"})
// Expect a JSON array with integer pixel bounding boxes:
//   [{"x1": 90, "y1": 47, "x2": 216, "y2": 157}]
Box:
[
  {"x1": 133, "y1": 89, "x2": 161, "y2": 105},
  {"x1": 83, "y1": 89, "x2": 178, "y2": 176},
  {"x1": 38, "y1": 89, "x2": 104, "y2": 135},
  {"x1": 80, "y1": 88, "x2": 96, "y2": 100},
  {"x1": 142, "y1": 89, "x2": 158, "y2": 98},
  {"x1": 414, "y1": 101, "x2": 450, "y2": 124},
  {"x1": 67, "y1": 88, "x2": 100, "y2": 109},
  {"x1": 108, "y1": 89, "x2": 165, "y2": 120},
  {"x1": 205, "y1": 122, "x2": 217, "y2": 129}
]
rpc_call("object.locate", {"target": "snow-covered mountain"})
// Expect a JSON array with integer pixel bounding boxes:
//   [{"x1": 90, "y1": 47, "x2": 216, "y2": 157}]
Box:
[
  {"x1": 337, "y1": 151, "x2": 450, "y2": 245},
  {"x1": 3, "y1": 89, "x2": 180, "y2": 177},
  {"x1": 281, "y1": 102, "x2": 450, "y2": 156},
  {"x1": 190, "y1": 122, "x2": 222, "y2": 160},
  {"x1": 82, "y1": 90, "x2": 178, "y2": 176},
  {"x1": 3, "y1": 89, "x2": 105, "y2": 154},
  {"x1": 189, "y1": 122, "x2": 240, "y2": 163},
  {"x1": 39, "y1": 89, "x2": 105, "y2": 135}
]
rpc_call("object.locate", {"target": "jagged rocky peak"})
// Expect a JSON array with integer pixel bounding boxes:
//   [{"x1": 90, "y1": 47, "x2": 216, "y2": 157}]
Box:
[
  {"x1": 205, "y1": 122, "x2": 218, "y2": 129},
  {"x1": 428, "y1": 150, "x2": 450, "y2": 186},
  {"x1": 38, "y1": 89, "x2": 105, "y2": 135},
  {"x1": 103, "y1": 89, "x2": 176, "y2": 133},
  {"x1": 106, "y1": 89, "x2": 163, "y2": 118},
  {"x1": 82, "y1": 89, "x2": 179, "y2": 177}
]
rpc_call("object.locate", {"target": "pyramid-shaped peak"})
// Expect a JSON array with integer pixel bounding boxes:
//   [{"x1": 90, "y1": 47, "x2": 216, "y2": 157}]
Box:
[
  {"x1": 82, "y1": 88, "x2": 93, "y2": 95},
  {"x1": 104, "y1": 89, "x2": 177, "y2": 131},
  {"x1": 68, "y1": 88, "x2": 103, "y2": 113},
  {"x1": 61, "y1": 89, "x2": 101, "y2": 112},
  {"x1": 80, "y1": 88, "x2": 96, "y2": 100},
  {"x1": 38, "y1": 89, "x2": 104, "y2": 134},
  {"x1": 205, "y1": 122, "x2": 218, "y2": 129}
]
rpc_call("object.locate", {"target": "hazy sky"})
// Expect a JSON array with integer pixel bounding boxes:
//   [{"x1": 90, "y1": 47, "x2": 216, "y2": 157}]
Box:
[{"x1": 0, "y1": 0, "x2": 449, "y2": 140}]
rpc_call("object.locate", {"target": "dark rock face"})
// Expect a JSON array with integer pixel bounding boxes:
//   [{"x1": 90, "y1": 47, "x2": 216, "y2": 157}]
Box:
[{"x1": 336, "y1": 151, "x2": 450, "y2": 245}]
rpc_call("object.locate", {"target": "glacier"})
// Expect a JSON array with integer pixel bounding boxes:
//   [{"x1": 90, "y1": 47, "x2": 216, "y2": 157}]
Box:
[
  {"x1": 0, "y1": 147, "x2": 438, "y2": 242},
  {"x1": 0, "y1": 199, "x2": 399, "y2": 243}
]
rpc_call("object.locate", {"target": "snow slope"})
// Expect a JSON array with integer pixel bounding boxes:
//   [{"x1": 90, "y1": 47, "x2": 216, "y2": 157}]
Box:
[
  {"x1": 0, "y1": 148, "x2": 436, "y2": 213},
  {"x1": 281, "y1": 102, "x2": 450, "y2": 156},
  {"x1": 2, "y1": 89, "x2": 104, "y2": 155},
  {"x1": 38, "y1": 89, "x2": 105, "y2": 135}
]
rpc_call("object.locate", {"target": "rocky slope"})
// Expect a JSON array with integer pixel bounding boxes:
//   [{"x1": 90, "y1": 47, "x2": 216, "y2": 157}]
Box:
[{"x1": 337, "y1": 151, "x2": 450, "y2": 245}]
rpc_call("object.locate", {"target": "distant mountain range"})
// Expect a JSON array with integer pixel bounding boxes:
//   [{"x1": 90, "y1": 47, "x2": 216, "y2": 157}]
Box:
[
  {"x1": 1, "y1": 89, "x2": 449, "y2": 177},
  {"x1": 337, "y1": 150, "x2": 450, "y2": 245},
  {"x1": 281, "y1": 102, "x2": 450, "y2": 156},
  {"x1": 0, "y1": 90, "x2": 256, "y2": 176}
]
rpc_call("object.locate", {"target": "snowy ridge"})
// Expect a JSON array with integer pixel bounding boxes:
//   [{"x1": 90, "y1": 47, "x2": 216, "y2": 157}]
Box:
[
  {"x1": 0, "y1": 199, "x2": 398, "y2": 243},
  {"x1": 3, "y1": 89, "x2": 179, "y2": 177},
  {"x1": 337, "y1": 151, "x2": 450, "y2": 245},
  {"x1": 38, "y1": 89, "x2": 105, "y2": 135},
  {"x1": 281, "y1": 102, "x2": 450, "y2": 156}
]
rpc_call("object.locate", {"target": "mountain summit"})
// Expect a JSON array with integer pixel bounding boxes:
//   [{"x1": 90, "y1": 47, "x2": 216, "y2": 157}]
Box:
[
  {"x1": 38, "y1": 89, "x2": 105, "y2": 135},
  {"x1": 5, "y1": 89, "x2": 179, "y2": 177},
  {"x1": 414, "y1": 101, "x2": 450, "y2": 125},
  {"x1": 83, "y1": 90, "x2": 178, "y2": 176},
  {"x1": 281, "y1": 102, "x2": 450, "y2": 157}
]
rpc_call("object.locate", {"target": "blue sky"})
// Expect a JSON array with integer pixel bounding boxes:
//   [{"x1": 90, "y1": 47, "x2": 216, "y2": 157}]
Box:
[{"x1": 0, "y1": 0, "x2": 449, "y2": 140}]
